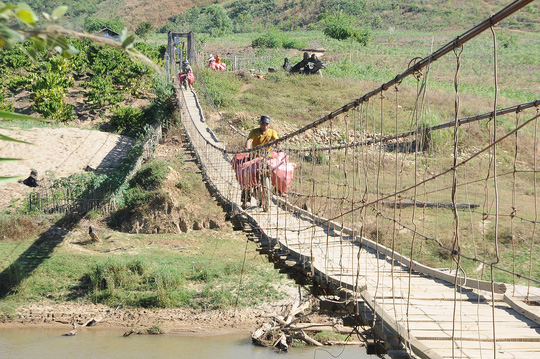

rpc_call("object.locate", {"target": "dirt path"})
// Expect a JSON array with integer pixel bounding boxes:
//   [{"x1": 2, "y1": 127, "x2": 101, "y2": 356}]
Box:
[{"x1": 0, "y1": 127, "x2": 134, "y2": 210}]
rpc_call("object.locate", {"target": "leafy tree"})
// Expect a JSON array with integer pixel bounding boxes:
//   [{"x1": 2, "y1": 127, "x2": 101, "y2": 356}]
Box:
[
  {"x1": 135, "y1": 22, "x2": 154, "y2": 38},
  {"x1": 159, "y1": 5, "x2": 232, "y2": 36},
  {"x1": 158, "y1": 6, "x2": 201, "y2": 33},
  {"x1": 202, "y1": 5, "x2": 233, "y2": 36},
  {"x1": 319, "y1": 11, "x2": 371, "y2": 45},
  {"x1": 226, "y1": 0, "x2": 276, "y2": 31}
]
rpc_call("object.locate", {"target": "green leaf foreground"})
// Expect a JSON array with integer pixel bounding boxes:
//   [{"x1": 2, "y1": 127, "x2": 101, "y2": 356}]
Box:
[
  {"x1": 0, "y1": 176, "x2": 21, "y2": 184},
  {"x1": 0, "y1": 110, "x2": 46, "y2": 122},
  {"x1": 0, "y1": 133, "x2": 31, "y2": 144},
  {"x1": 1, "y1": 110, "x2": 43, "y2": 144},
  {"x1": 0, "y1": 3, "x2": 159, "y2": 70},
  {"x1": 51, "y1": 6, "x2": 67, "y2": 20}
]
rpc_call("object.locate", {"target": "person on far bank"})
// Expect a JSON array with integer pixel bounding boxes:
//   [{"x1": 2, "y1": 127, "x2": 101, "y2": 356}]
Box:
[{"x1": 242, "y1": 115, "x2": 279, "y2": 209}]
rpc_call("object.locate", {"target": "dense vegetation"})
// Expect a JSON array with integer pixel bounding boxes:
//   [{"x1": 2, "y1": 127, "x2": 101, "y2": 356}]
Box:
[
  {"x1": 21, "y1": 0, "x2": 540, "y2": 34},
  {"x1": 0, "y1": 38, "x2": 164, "y2": 125}
]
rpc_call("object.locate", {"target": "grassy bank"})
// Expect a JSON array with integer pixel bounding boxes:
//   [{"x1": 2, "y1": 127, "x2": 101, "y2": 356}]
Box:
[{"x1": 0, "y1": 223, "x2": 291, "y2": 319}]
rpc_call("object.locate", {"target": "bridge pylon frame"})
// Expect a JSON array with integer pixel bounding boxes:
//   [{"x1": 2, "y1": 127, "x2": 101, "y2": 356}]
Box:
[{"x1": 166, "y1": 31, "x2": 195, "y2": 82}]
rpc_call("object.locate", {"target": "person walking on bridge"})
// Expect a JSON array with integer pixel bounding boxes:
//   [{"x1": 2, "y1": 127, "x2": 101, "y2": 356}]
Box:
[
  {"x1": 180, "y1": 60, "x2": 193, "y2": 90},
  {"x1": 246, "y1": 115, "x2": 278, "y2": 152},
  {"x1": 241, "y1": 115, "x2": 278, "y2": 209}
]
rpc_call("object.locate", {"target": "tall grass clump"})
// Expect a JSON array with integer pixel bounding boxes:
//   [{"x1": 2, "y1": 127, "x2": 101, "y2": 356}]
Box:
[
  {"x1": 417, "y1": 111, "x2": 453, "y2": 153},
  {"x1": 129, "y1": 160, "x2": 170, "y2": 190},
  {"x1": 87, "y1": 257, "x2": 194, "y2": 308},
  {"x1": 115, "y1": 160, "x2": 170, "y2": 210},
  {"x1": 6, "y1": 262, "x2": 24, "y2": 292},
  {"x1": 0, "y1": 214, "x2": 44, "y2": 240}
]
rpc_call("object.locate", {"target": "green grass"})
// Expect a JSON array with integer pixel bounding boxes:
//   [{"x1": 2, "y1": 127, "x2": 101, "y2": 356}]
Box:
[
  {"x1": 206, "y1": 28, "x2": 538, "y2": 106},
  {"x1": 0, "y1": 229, "x2": 291, "y2": 311}
]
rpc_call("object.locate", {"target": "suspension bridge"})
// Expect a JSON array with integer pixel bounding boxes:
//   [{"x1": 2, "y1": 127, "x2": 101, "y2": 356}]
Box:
[{"x1": 169, "y1": 1, "x2": 539, "y2": 358}]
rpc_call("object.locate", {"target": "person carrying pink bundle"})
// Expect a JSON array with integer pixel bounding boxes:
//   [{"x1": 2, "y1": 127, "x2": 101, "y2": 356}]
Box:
[{"x1": 179, "y1": 60, "x2": 194, "y2": 90}]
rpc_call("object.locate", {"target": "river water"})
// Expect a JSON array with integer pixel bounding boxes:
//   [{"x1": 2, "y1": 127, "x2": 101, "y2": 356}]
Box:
[{"x1": 0, "y1": 328, "x2": 376, "y2": 358}]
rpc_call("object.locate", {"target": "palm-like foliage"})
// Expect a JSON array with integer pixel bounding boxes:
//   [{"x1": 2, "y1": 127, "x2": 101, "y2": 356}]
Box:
[
  {"x1": 0, "y1": 111, "x2": 36, "y2": 183},
  {"x1": 0, "y1": 2, "x2": 157, "y2": 184}
]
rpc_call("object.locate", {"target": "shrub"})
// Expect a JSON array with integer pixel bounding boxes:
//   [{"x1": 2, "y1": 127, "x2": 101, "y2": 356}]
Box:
[
  {"x1": 32, "y1": 71, "x2": 73, "y2": 91},
  {"x1": 32, "y1": 87, "x2": 74, "y2": 122},
  {"x1": 0, "y1": 45, "x2": 32, "y2": 69},
  {"x1": 134, "y1": 42, "x2": 162, "y2": 63},
  {"x1": 109, "y1": 106, "x2": 146, "y2": 130},
  {"x1": 320, "y1": 11, "x2": 371, "y2": 45},
  {"x1": 48, "y1": 55, "x2": 71, "y2": 75},
  {"x1": 147, "y1": 73, "x2": 176, "y2": 126},
  {"x1": 252, "y1": 30, "x2": 306, "y2": 49},
  {"x1": 252, "y1": 32, "x2": 281, "y2": 48},
  {"x1": 7, "y1": 75, "x2": 32, "y2": 92},
  {"x1": 135, "y1": 22, "x2": 154, "y2": 38},
  {"x1": 0, "y1": 89, "x2": 13, "y2": 111},
  {"x1": 84, "y1": 76, "x2": 123, "y2": 109},
  {"x1": 87, "y1": 45, "x2": 127, "y2": 76}
]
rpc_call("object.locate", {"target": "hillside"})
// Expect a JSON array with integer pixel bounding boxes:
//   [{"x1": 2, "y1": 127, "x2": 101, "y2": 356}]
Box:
[{"x1": 23, "y1": 0, "x2": 540, "y2": 33}]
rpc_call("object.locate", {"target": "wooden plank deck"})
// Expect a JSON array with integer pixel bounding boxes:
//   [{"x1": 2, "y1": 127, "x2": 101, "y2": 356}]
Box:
[{"x1": 177, "y1": 86, "x2": 540, "y2": 359}]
